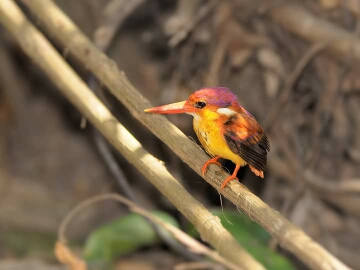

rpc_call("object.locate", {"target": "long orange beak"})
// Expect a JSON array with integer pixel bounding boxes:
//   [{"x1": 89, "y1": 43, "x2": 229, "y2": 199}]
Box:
[{"x1": 144, "y1": 101, "x2": 193, "y2": 114}]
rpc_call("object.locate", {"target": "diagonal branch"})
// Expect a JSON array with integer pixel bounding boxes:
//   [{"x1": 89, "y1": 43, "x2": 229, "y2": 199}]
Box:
[
  {"x1": 5, "y1": 0, "x2": 352, "y2": 269},
  {"x1": 58, "y1": 193, "x2": 241, "y2": 270},
  {"x1": 0, "y1": 1, "x2": 262, "y2": 269}
]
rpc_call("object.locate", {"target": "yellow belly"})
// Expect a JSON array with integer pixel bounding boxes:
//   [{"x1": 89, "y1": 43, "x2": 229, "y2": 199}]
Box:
[{"x1": 193, "y1": 117, "x2": 246, "y2": 166}]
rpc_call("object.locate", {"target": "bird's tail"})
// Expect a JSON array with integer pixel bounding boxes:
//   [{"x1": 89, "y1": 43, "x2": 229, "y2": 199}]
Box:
[{"x1": 249, "y1": 166, "x2": 264, "y2": 178}]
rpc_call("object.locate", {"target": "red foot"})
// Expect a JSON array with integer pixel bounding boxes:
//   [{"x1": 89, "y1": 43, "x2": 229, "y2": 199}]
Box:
[
  {"x1": 201, "y1": 156, "x2": 221, "y2": 176},
  {"x1": 220, "y1": 164, "x2": 241, "y2": 190}
]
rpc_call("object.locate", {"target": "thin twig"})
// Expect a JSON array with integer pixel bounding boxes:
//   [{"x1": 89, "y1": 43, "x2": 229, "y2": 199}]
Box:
[
  {"x1": 0, "y1": 2, "x2": 263, "y2": 269},
  {"x1": 205, "y1": 35, "x2": 229, "y2": 86},
  {"x1": 269, "y1": 156, "x2": 360, "y2": 217},
  {"x1": 175, "y1": 261, "x2": 222, "y2": 270},
  {"x1": 58, "y1": 193, "x2": 240, "y2": 270},
  {"x1": 93, "y1": 0, "x2": 146, "y2": 51},
  {"x1": 169, "y1": 0, "x2": 218, "y2": 47},
  {"x1": 15, "y1": 0, "x2": 353, "y2": 269},
  {"x1": 92, "y1": 130, "x2": 135, "y2": 198},
  {"x1": 263, "y1": 42, "x2": 328, "y2": 131},
  {"x1": 90, "y1": 0, "x2": 201, "y2": 261},
  {"x1": 270, "y1": 4, "x2": 360, "y2": 63},
  {"x1": 304, "y1": 170, "x2": 360, "y2": 194},
  {"x1": 94, "y1": 127, "x2": 204, "y2": 264},
  {"x1": 89, "y1": 0, "x2": 141, "y2": 200},
  {"x1": 305, "y1": 27, "x2": 358, "y2": 169}
]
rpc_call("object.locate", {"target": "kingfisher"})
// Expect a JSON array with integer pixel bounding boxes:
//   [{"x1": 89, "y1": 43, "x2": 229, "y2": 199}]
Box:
[{"x1": 145, "y1": 87, "x2": 270, "y2": 189}]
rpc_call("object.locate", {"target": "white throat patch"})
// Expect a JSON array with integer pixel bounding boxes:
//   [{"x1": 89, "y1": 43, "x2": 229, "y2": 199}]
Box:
[{"x1": 216, "y1": 108, "x2": 236, "y2": 116}]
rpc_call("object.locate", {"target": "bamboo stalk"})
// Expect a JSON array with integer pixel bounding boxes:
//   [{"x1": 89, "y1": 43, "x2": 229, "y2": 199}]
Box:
[{"x1": 0, "y1": 1, "x2": 263, "y2": 269}]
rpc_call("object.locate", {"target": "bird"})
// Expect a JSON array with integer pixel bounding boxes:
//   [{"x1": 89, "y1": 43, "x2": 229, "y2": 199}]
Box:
[{"x1": 144, "y1": 87, "x2": 270, "y2": 190}]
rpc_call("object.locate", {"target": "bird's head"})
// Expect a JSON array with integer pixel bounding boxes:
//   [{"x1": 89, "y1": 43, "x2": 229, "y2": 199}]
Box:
[{"x1": 145, "y1": 87, "x2": 239, "y2": 120}]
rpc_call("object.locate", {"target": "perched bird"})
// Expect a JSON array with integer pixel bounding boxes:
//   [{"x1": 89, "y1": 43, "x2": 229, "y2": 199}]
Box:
[{"x1": 145, "y1": 87, "x2": 270, "y2": 189}]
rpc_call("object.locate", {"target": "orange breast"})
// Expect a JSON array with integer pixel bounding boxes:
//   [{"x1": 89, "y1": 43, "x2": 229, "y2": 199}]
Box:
[{"x1": 192, "y1": 113, "x2": 246, "y2": 166}]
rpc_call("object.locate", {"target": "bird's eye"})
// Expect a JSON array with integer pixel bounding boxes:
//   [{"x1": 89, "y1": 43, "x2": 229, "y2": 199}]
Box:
[{"x1": 195, "y1": 101, "x2": 206, "y2": 109}]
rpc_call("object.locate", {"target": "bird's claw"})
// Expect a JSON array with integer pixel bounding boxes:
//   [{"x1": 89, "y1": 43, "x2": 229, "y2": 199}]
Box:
[
  {"x1": 220, "y1": 164, "x2": 241, "y2": 190},
  {"x1": 201, "y1": 156, "x2": 221, "y2": 176},
  {"x1": 220, "y1": 176, "x2": 239, "y2": 190}
]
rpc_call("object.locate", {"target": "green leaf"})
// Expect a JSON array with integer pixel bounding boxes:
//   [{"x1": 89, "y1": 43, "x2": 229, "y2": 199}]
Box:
[
  {"x1": 84, "y1": 210, "x2": 178, "y2": 263},
  {"x1": 190, "y1": 209, "x2": 295, "y2": 270},
  {"x1": 1, "y1": 231, "x2": 56, "y2": 258}
]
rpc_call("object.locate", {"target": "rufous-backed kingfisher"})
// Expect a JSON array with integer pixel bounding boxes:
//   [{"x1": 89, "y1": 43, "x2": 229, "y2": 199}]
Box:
[{"x1": 145, "y1": 87, "x2": 270, "y2": 189}]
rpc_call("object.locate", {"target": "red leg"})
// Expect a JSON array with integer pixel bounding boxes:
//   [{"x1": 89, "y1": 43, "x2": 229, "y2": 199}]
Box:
[
  {"x1": 201, "y1": 156, "x2": 221, "y2": 176},
  {"x1": 220, "y1": 164, "x2": 241, "y2": 190}
]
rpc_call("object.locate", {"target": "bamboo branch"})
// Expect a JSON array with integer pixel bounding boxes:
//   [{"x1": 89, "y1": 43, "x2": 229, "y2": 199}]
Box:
[
  {"x1": 0, "y1": 1, "x2": 262, "y2": 269},
  {"x1": 90, "y1": 0, "x2": 198, "y2": 260},
  {"x1": 9, "y1": 0, "x2": 352, "y2": 269}
]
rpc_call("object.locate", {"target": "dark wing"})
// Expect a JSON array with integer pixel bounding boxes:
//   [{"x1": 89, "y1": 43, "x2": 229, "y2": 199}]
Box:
[{"x1": 221, "y1": 109, "x2": 270, "y2": 172}]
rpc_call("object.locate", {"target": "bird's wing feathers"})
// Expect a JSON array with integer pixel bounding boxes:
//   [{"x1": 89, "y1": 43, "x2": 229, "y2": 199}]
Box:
[{"x1": 221, "y1": 108, "x2": 270, "y2": 172}]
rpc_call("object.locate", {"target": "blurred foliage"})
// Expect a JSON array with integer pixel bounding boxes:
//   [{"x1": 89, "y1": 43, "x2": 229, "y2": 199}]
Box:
[
  {"x1": 83, "y1": 207, "x2": 294, "y2": 269},
  {"x1": 84, "y1": 210, "x2": 178, "y2": 263},
  {"x1": 2, "y1": 231, "x2": 57, "y2": 259},
  {"x1": 188, "y1": 209, "x2": 295, "y2": 270}
]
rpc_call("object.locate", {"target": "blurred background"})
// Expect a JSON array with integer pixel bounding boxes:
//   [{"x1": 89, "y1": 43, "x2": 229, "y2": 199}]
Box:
[{"x1": 0, "y1": 0, "x2": 360, "y2": 269}]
